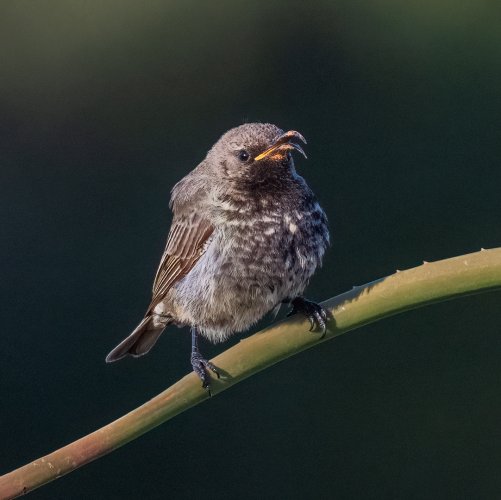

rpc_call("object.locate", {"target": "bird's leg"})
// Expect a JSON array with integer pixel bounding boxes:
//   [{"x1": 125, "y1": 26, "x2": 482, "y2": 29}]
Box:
[
  {"x1": 286, "y1": 297, "x2": 328, "y2": 337},
  {"x1": 190, "y1": 327, "x2": 220, "y2": 393}
]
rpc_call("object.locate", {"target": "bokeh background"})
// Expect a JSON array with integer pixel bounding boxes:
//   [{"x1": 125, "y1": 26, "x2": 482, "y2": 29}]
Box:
[{"x1": 1, "y1": 1, "x2": 501, "y2": 498}]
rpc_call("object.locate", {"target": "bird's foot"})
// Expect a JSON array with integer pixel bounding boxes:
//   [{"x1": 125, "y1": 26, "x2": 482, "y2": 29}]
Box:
[
  {"x1": 191, "y1": 352, "x2": 220, "y2": 394},
  {"x1": 287, "y1": 297, "x2": 328, "y2": 337}
]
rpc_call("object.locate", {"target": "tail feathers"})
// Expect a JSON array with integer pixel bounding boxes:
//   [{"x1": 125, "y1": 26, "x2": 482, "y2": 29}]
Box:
[{"x1": 105, "y1": 315, "x2": 168, "y2": 363}]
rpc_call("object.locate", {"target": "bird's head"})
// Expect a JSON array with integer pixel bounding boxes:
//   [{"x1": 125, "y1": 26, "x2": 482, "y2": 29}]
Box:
[{"x1": 207, "y1": 123, "x2": 307, "y2": 188}]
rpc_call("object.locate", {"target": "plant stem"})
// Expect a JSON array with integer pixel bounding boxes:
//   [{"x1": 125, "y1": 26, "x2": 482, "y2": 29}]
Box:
[{"x1": 1, "y1": 248, "x2": 501, "y2": 498}]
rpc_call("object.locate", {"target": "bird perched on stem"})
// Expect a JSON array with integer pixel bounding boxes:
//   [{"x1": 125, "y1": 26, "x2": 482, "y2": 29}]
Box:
[{"x1": 106, "y1": 123, "x2": 330, "y2": 391}]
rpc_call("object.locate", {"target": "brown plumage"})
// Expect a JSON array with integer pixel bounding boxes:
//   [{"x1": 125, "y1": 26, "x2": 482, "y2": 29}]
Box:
[
  {"x1": 151, "y1": 213, "x2": 213, "y2": 311},
  {"x1": 106, "y1": 123, "x2": 329, "y2": 390}
]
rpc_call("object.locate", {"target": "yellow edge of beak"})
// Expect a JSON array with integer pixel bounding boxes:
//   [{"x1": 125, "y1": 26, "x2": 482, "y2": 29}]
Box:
[
  {"x1": 254, "y1": 145, "x2": 279, "y2": 161},
  {"x1": 255, "y1": 143, "x2": 296, "y2": 161}
]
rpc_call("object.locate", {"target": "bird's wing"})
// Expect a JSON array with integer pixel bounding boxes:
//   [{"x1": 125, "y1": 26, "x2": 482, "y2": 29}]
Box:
[{"x1": 147, "y1": 211, "x2": 213, "y2": 312}]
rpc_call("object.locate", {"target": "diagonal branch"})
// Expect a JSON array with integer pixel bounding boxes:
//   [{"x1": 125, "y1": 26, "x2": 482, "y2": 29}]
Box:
[{"x1": 1, "y1": 248, "x2": 501, "y2": 498}]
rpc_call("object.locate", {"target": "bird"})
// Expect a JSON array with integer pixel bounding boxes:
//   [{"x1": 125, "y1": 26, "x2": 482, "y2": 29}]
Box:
[{"x1": 106, "y1": 123, "x2": 330, "y2": 390}]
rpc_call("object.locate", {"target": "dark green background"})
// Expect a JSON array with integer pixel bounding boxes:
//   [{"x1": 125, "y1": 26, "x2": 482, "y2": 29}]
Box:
[{"x1": 1, "y1": 1, "x2": 501, "y2": 498}]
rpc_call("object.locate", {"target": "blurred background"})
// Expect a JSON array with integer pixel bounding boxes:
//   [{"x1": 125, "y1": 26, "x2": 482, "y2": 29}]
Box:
[{"x1": 1, "y1": 1, "x2": 501, "y2": 498}]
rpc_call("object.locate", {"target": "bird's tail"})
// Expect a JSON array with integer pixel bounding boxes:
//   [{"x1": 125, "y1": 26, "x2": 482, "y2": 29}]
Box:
[{"x1": 105, "y1": 315, "x2": 169, "y2": 363}]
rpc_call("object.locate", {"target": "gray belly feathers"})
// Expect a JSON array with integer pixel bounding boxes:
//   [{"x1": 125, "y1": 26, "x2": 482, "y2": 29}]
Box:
[{"x1": 164, "y1": 203, "x2": 328, "y2": 342}]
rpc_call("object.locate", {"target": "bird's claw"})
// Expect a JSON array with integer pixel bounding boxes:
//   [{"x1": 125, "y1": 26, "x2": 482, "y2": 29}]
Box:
[
  {"x1": 191, "y1": 352, "x2": 220, "y2": 394},
  {"x1": 287, "y1": 297, "x2": 328, "y2": 337}
]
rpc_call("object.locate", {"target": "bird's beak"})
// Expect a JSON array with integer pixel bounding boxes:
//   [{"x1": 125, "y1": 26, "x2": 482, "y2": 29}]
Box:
[{"x1": 254, "y1": 130, "x2": 307, "y2": 161}]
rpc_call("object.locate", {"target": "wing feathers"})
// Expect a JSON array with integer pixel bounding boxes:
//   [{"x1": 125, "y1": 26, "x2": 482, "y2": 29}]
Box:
[
  {"x1": 165, "y1": 214, "x2": 212, "y2": 258},
  {"x1": 148, "y1": 212, "x2": 213, "y2": 312}
]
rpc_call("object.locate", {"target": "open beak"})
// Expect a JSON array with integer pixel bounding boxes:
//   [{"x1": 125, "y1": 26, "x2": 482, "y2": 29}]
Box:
[{"x1": 254, "y1": 130, "x2": 307, "y2": 161}]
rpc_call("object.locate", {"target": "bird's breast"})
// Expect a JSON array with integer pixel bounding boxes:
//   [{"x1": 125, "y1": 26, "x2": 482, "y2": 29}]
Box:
[
  {"x1": 222, "y1": 201, "x2": 328, "y2": 276},
  {"x1": 168, "y1": 200, "x2": 329, "y2": 341}
]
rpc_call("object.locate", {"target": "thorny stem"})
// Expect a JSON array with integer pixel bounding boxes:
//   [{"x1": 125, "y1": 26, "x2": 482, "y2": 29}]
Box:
[{"x1": 1, "y1": 248, "x2": 501, "y2": 498}]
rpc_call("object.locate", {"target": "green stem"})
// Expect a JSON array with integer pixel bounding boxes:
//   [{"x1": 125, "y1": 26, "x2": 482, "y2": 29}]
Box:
[{"x1": 1, "y1": 248, "x2": 501, "y2": 498}]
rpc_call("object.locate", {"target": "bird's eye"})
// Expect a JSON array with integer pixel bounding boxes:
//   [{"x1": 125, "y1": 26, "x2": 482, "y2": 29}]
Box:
[{"x1": 238, "y1": 150, "x2": 250, "y2": 162}]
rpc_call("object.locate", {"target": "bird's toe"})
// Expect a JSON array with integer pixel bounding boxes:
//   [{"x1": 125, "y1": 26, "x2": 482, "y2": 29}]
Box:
[
  {"x1": 191, "y1": 353, "x2": 220, "y2": 392},
  {"x1": 289, "y1": 297, "x2": 328, "y2": 336}
]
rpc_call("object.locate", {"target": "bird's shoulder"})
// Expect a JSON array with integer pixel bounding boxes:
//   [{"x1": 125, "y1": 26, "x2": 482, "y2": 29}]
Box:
[
  {"x1": 169, "y1": 161, "x2": 212, "y2": 213},
  {"x1": 148, "y1": 163, "x2": 214, "y2": 310}
]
